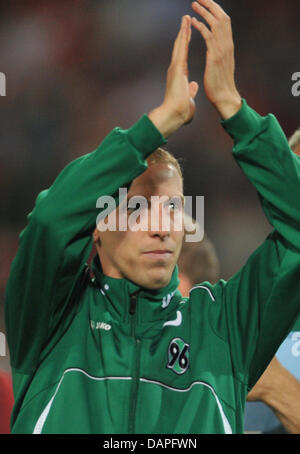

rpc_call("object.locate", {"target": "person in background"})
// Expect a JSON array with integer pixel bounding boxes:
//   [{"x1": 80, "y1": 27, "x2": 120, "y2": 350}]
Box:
[{"x1": 177, "y1": 216, "x2": 220, "y2": 293}]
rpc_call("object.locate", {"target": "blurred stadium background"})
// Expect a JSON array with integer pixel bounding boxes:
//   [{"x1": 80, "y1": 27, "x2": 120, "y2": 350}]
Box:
[{"x1": 0, "y1": 0, "x2": 299, "y2": 372}]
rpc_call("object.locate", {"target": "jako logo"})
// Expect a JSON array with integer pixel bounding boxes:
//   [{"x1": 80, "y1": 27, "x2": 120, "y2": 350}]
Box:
[{"x1": 90, "y1": 321, "x2": 111, "y2": 331}]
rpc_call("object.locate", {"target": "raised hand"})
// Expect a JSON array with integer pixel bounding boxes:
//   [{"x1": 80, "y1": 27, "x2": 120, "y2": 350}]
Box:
[
  {"x1": 191, "y1": 0, "x2": 242, "y2": 119},
  {"x1": 149, "y1": 15, "x2": 199, "y2": 138}
]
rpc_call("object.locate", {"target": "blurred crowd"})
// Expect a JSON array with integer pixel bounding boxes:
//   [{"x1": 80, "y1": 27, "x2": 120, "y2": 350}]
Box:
[{"x1": 0, "y1": 0, "x2": 299, "y2": 372}]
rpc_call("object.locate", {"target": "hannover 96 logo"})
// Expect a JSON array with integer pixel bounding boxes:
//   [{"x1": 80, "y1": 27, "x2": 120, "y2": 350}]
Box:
[{"x1": 167, "y1": 338, "x2": 190, "y2": 375}]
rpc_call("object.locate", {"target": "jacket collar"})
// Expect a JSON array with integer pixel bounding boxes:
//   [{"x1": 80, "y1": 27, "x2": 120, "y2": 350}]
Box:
[{"x1": 91, "y1": 254, "x2": 183, "y2": 324}]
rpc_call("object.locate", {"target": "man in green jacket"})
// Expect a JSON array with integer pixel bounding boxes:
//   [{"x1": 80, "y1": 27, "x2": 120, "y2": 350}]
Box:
[{"x1": 5, "y1": 0, "x2": 300, "y2": 434}]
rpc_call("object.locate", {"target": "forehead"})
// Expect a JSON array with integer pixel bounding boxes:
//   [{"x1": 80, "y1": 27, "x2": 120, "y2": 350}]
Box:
[{"x1": 129, "y1": 163, "x2": 183, "y2": 197}]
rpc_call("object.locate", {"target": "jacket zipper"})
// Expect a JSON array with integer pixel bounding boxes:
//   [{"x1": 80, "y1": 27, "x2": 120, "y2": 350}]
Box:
[{"x1": 128, "y1": 292, "x2": 141, "y2": 434}]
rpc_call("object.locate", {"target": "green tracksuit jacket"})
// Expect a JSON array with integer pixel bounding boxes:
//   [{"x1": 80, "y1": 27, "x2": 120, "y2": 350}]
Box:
[{"x1": 5, "y1": 100, "x2": 300, "y2": 434}]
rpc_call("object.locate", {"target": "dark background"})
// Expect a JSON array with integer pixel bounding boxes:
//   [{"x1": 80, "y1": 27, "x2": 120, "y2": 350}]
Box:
[{"x1": 0, "y1": 0, "x2": 299, "y2": 371}]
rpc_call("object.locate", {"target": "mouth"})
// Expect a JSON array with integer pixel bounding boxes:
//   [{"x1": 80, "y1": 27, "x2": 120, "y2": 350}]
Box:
[{"x1": 142, "y1": 250, "x2": 173, "y2": 260}]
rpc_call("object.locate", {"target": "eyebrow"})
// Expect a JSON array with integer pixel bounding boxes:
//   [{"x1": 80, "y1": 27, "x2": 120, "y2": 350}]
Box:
[
  {"x1": 128, "y1": 194, "x2": 185, "y2": 205},
  {"x1": 171, "y1": 194, "x2": 185, "y2": 204}
]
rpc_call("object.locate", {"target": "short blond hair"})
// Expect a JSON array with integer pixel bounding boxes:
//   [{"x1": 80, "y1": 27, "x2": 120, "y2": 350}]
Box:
[
  {"x1": 289, "y1": 128, "x2": 300, "y2": 151},
  {"x1": 146, "y1": 147, "x2": 184, "y2": 183}
]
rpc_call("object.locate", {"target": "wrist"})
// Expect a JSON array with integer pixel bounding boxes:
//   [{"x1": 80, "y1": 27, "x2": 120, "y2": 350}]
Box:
[
  {"x1": 214, "y1": 92, "x2": 242, "y2": 120},
  {"x1": 148, "y1": 104, "x2": 184, "y2": 139}
]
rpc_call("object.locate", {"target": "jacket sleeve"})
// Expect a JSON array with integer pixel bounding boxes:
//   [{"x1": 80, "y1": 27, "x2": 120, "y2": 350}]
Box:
[
  {"x1": 209, "y1": 100, "x2": 300, "y2": 390},
  {"x1": 5, "y1": 115, "x2": 166, "y2": 373}
]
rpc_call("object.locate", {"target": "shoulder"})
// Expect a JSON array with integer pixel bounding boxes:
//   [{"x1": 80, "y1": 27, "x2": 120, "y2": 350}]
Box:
[{"x1": 187, "y1": 280, "x2": 225, "y2": 304}]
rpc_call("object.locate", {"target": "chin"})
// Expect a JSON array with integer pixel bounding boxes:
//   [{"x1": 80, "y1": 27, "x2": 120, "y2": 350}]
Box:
[{"x1": 139, "y1": 267, "x2": 173, "y2": 290}]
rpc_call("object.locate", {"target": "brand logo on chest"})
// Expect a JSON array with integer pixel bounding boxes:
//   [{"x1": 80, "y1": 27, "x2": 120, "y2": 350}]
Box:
[{"x1": 90, "y1": 320, "x2": 111, "y2": 331}]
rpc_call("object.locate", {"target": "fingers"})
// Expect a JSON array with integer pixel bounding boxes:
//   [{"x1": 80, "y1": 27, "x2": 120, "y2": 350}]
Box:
[
  {"x1": 191, "y1": 0, "x2": 231, "y2": 30},
  {"x1": 191, "y1": 1, "x2": 217, "y2": 29},
  {"x1": 191, "y1": 16, "x2": 212, "y2": 44},
  {"x1": 171, "y1": 15, "x2": 191, "y2": 67},
  {"x1": 193, "y1": 0, "x2": 224, "y2": 20},
  {"x1": 191, "y1": 0, "x2": 232, "y2": 49},
  {"x1": 189, "y1": 0, "x2": 239, "y2": 116}
]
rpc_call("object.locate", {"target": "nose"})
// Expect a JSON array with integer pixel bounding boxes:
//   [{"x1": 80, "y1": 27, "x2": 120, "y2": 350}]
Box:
[{"x1": 148, "y1": 201, "x2": 171, "y2": 239}]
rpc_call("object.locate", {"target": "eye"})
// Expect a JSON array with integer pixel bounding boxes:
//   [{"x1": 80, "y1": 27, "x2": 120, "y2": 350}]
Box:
[
  {"x1": 168, "y1": 197, "x2": 183, "y2": 211},
  {"x1": 127, "y1": 202, "x2": 141, "y2": 213}
]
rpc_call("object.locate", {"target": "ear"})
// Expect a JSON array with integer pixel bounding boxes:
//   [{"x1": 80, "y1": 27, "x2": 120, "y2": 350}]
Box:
[{"x1": 93, "y1": 227, "x2": 101, "y2": 246}]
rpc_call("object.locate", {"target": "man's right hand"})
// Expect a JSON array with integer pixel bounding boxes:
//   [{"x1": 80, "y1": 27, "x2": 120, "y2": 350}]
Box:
[{"x1": 149, "y1": 15, "x2": 199, "y2": 139}]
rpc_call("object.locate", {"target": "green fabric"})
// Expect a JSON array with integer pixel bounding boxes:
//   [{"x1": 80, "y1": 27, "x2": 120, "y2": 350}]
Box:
[
  {"x1": 5, "y1": 101, "x2": 300, "y2": 434},
  {"x1": 292, "y1": 317, "x2": 300, "y2": 331}
]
